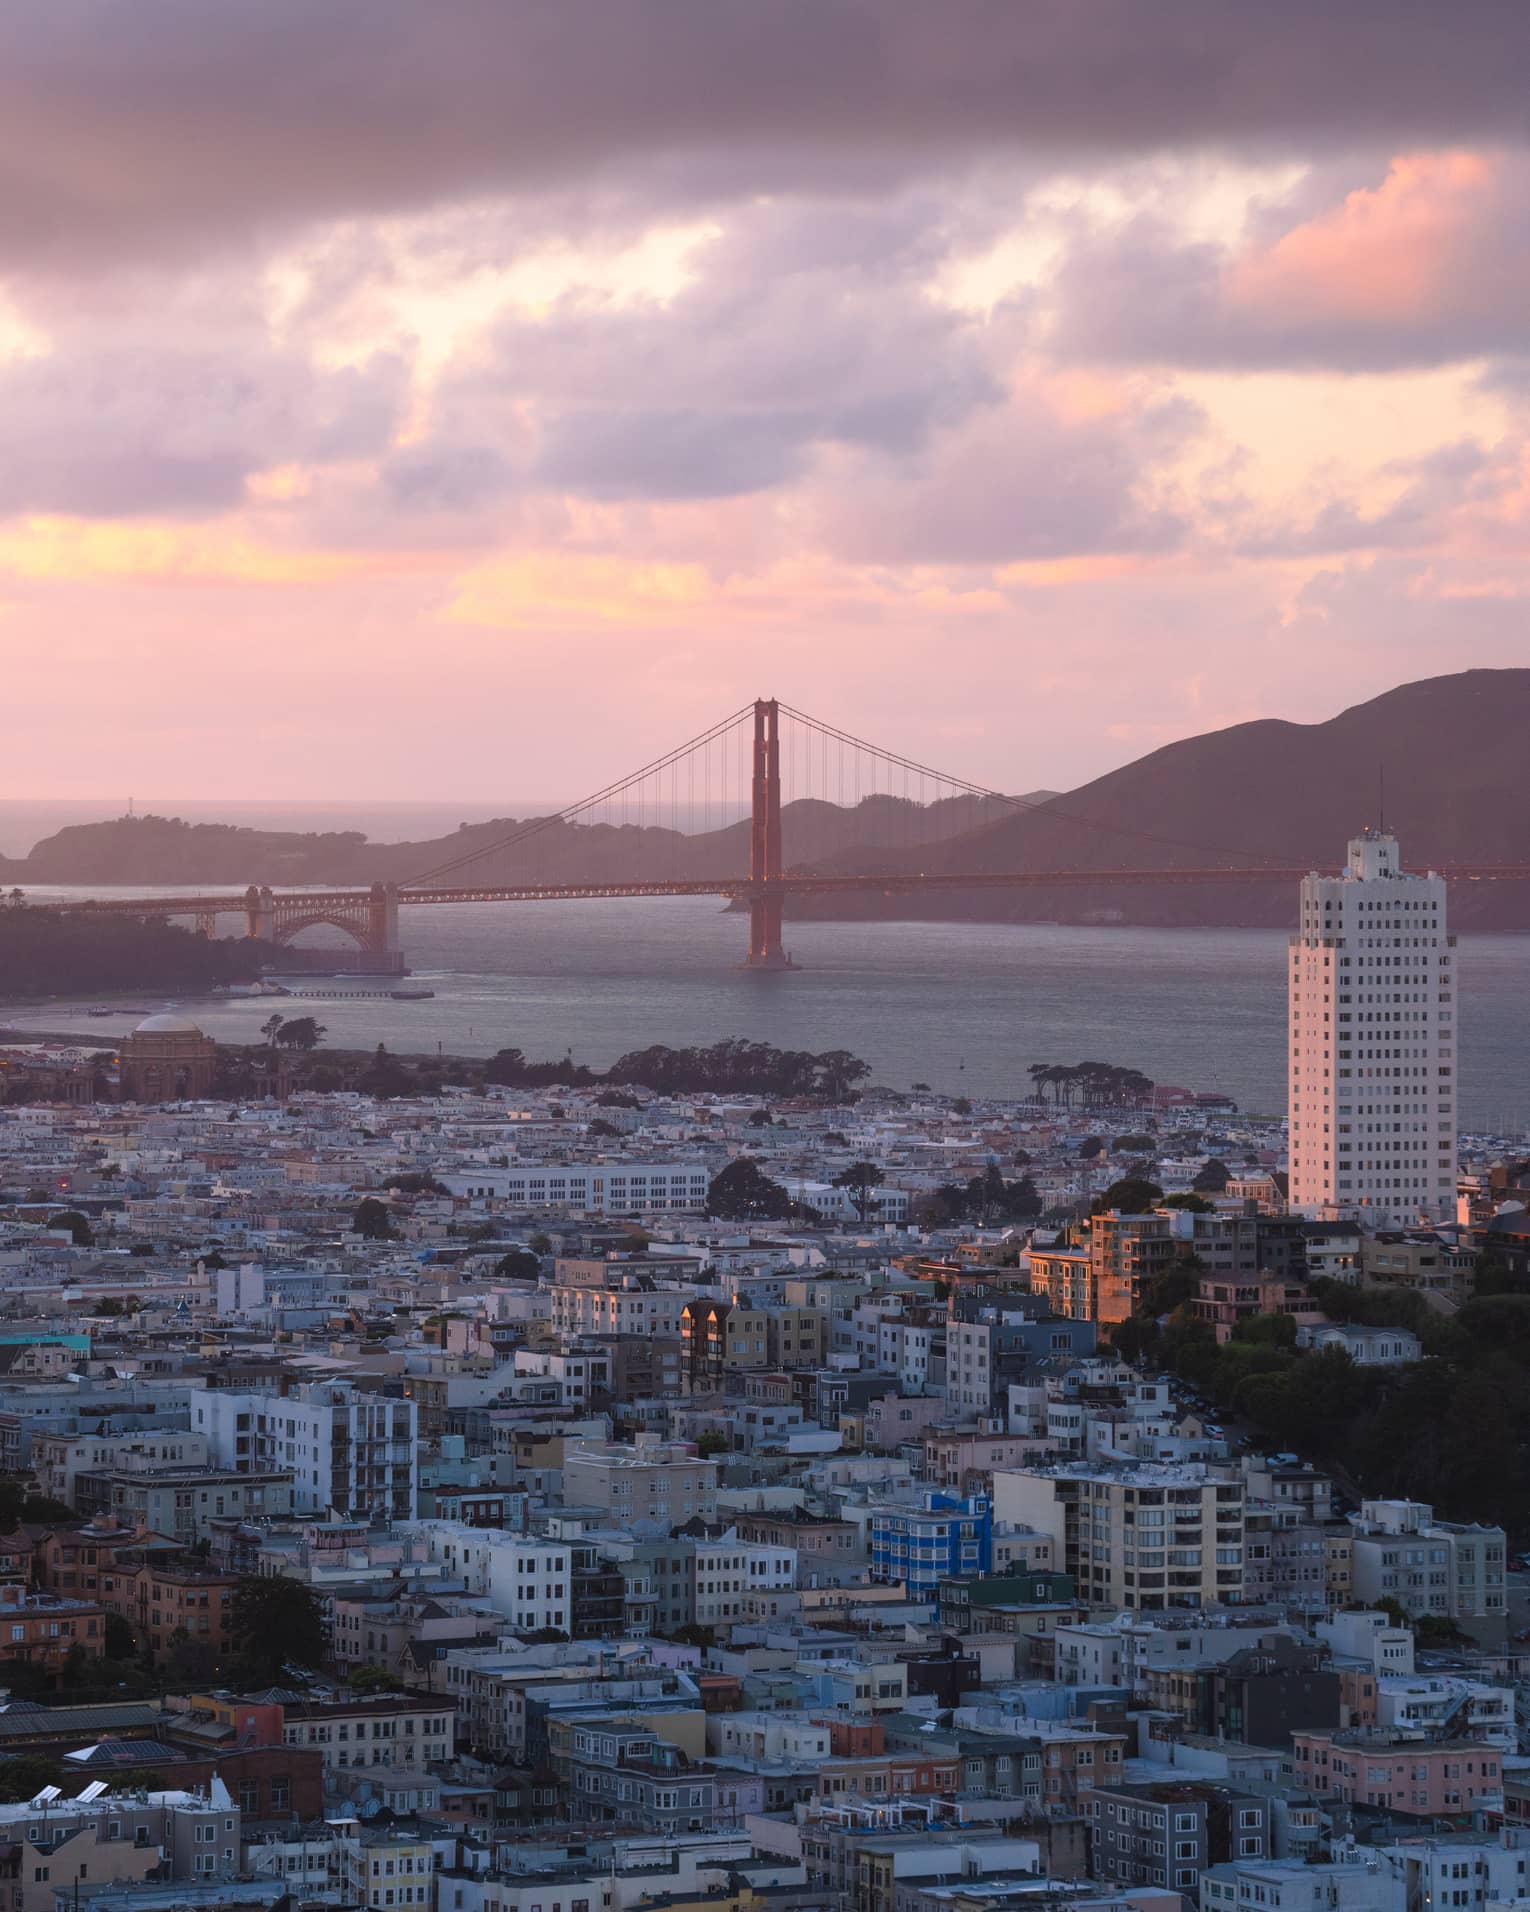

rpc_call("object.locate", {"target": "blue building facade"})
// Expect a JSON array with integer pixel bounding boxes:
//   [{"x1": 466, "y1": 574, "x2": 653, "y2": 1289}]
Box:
[{"x1": 869, "y1": 1491, "x2": 993, "y2": 1595}]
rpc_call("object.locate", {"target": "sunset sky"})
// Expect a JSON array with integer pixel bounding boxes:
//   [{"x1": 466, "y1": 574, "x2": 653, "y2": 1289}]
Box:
[{"x1": 3, "y1": 1, "x2": 1529, "y2": 803}]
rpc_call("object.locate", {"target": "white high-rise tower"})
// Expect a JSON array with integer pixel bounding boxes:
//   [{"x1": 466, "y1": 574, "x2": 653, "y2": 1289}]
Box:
[{"x1": 1288, "y1": 830, "x2": 1456, "y2": 1228}]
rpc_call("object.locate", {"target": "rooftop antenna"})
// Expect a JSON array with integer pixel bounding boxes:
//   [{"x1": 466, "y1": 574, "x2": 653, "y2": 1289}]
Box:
[{"x1": 1378, "y1": 763, "x2": 1385, "y2": 834}]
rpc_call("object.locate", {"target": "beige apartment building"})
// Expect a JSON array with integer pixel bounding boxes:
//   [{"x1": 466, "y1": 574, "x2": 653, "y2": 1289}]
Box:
[
  {"x1": 562, "y1": 1434, "x2": 718, "y2": 1524},
  {"x1": 767, "y1": 1305, "x2": 827, "y2": 1368},
  {"x1": 996, "y1": 1463, "x2": 1246, "y2": 1611}
]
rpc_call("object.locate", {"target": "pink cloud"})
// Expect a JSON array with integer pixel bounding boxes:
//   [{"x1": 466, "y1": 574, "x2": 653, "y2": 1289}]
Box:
[{"x1": 1225, "y1": 151, "x2": 1500, "y2": 324}]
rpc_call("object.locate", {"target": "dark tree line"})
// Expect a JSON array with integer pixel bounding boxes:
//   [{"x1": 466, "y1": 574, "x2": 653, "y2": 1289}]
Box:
[
  {"x1": 1027, "y1": 1061, "x2": 1154, "y2": 1108},
  {"x1": 923, "y1": 1163, "x2": 1043, "y2": 1224},
  {"x1": 0, "y1": 910, "x2": 260, "y2": 996},
  {"x1": 485, "y1": 1039, "x2": 871, "y2": 1100}
]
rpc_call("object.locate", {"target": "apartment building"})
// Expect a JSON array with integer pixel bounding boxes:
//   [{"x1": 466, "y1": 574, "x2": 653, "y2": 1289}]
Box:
[
  {"x1": 548, "y1": 1277, "x2": 689, "y2": 1341},
  {"x1": 995, "y1": 1463, "x2": 1246, "y2": 1611},
  {"x1": 0, "y1": 1784, "x2": 239, "y2": 1912},
  {"x1": 869, "y1": 1493, "x2": 993, "y2": 1597},
  {"x1": 0, "y1": 1581, "x2": 105, "y2": 1678},
  {"x1": 562, "y1": 1434, "x2": 718, "y2": 1525},
  {"x1": 76, "y1": 1464, "x2": 294, "y2": 1545},
  {"x1": 567, "y1": 1724, "x2": 718, "y2": 1834},
  {"x1": 1194, "y1": 1272, "x2": 1324, "y2": 1345},
  {"x1": 1289, "y1": 829, "x2": 1456, "y2": 1227},
  {"x1": 191, "y1": 1383, "x2": 418, "y2": 1523},
  {"x1": 340, "y1": 1822, "x2": 437, "y2": 1912},
  {"x1": 767, "y1": 1305, "x2": 828, "y2": 1369},
  {"x1": 1088, "y1": 1782, "x2": 1272, "y2": 1895},
  {"x1": 1028, "y1": 1246, "x2": 1094, "y2": 1321},
  {"x1": 1201, "y1": 1856, "x2": 1395, "y2": 1912},
  {"x1": 403, "y1": 1522, "x2": 573, "y2": 1635},
  {"x1": 1292, "y1": 1730, "x2": 1502, "y2": 1815},
  {"x1": 31, "y1": 1427, "x2": 212, "y2": 1507},
  {"x1": 1348, "y1": 1500, "x2": 1506, "y2": 1642},
  {"x1": 691, "y1": 1538, "x2": 796, "y2": 1627},
  {"x1": 1374, "y1": 1675, "x2": 1514, "y2": 1744},
  {"x1": 95, "y1": 1551, "x2": 236, "y2": 1667},
  {"x1": 441, "y1": 1162, "x2": 711, "y2": 1212},
  {"x1": 280, "y1": 1692, "x2": 456, "y2": 1774}
]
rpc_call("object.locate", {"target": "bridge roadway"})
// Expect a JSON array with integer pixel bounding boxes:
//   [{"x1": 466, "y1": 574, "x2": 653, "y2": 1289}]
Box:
[{"x1": 24, "y1": 862, "x2": 1530, "y2": 918}]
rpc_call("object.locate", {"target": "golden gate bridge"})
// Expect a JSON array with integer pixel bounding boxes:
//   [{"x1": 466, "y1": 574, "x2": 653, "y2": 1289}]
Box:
[{"x1": 22, "y1": 699, "x2": 1530, "y2": 974}]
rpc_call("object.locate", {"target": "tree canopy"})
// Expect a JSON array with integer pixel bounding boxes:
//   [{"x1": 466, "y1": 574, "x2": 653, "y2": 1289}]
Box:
[
  {"x1": 230, "y1": 1575, "x2": 327, "y2": 1683},
  {"x1": 352, "y1": 1196, "x2": 397, "y2": 1240},
  {"x1": 1092, "y1": 1176, "x2": 1164, "y2": 1215},
  {"x1": 706, "y1": 1158, "x2": 797, "y2": 1221},
  {"x1": 832, "y1": 1161, "x2": 883, "y2": 1222},
  {"x1": 274, "y1": 1015, "x2": 327, "y2": 1050}
]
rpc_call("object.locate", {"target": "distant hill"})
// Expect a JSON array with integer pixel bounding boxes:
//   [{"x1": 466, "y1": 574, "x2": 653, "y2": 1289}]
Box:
[
  {"x1": 789, "y1": 668, "x2": 1530, "y2": 929},
  {"x1": 5, "y1": 669, "x2": 1529, "y2": 930},
  {"x1": 0, "y1": 791, "x2": 1053, "y2": 888}
]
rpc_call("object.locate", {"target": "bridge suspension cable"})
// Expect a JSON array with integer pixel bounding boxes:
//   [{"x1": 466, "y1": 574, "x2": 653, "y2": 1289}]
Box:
[{"x1": 402, "y1": 704, "x2": 756, "y2": 889}]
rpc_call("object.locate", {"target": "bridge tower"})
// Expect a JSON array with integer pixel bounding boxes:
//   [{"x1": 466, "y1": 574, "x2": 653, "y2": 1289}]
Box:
[
  {"x1": 744, "y1": 697, "x2": 794, "y2": 969},
  {"x1": 367, "y1": 882, "x2": 400, "y2": 956},
  {"x1": 244, "y1": 885, "x2": 275, "y2": 944}
]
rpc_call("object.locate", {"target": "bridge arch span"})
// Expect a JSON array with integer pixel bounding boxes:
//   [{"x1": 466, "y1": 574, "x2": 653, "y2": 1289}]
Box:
[{"x1": 271, "y1": 905, "x2": 376, "y2": 951}]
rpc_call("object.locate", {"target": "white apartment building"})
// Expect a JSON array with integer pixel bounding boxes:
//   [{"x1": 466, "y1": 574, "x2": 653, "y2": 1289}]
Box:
[
  {"x1": 876, "y1": 1318, "x2": 935, "y2": 1394},
  {"x1": 1375, "y1": 1674, "x2": 1515, "y2": 1744},
  {"x1": 440, "y1": 1162, "x2": 710, "y2": 1213},
  {"x1": 1289, "y1": 830, "x2": 1456, "y2": 1227},
  {"x1": 1374, "y1": 1836, "x2": 1530, "y2": 1912},
  {"x1": 1201, "y1": 1855, "x2": 1399, "y2": 1912},
  {"x1": 691, "y1": 1538, "x2": 796, "y2": 1627},
  {"x1": 191, "y1": 1383, "x2": 417, "y2": 1522},
  {"x1": 402, "y1": 1522, "x2": 573, "y2": 1635},
  {"x1": 711, "y1": 1712, "x2": 830, "y2": 1763},
  {"x1": 1316, "y1": 1609, "x2": 1415, "y2": 1675},
  {"x1": 548, "y1": 1278, "x2": 690, "y2": 1340},
  {"x1": 782, "y1": 1180, "x2": 910, "y2": 1223},
  {"x1": 511, "y1": 1346, "x2": 612, "y2": 1406},
  {"x1": 1055, "y1": 1616, "x2": 1294, "y2": 1692}
]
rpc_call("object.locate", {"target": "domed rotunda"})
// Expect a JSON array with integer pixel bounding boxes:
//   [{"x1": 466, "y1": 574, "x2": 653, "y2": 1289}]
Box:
[{"x1": 118, "y1": 1011, "x2": 217, "y2": 1103}]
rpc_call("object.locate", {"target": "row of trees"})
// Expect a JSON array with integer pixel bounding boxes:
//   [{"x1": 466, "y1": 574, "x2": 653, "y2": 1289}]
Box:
[
  {"x1": 923, "y1": 1163, "x2": 1044, "y2": 1225},
  {"x1": 486, "y1": 1039, "x2": 871, "y2": 1100},
  {"x1": 705, "y1": 1157, "x2": 1044, "y2": 1228},
  {"x1": 1027, "y1": 1060, "x2": 1155, "y2": 1108}
]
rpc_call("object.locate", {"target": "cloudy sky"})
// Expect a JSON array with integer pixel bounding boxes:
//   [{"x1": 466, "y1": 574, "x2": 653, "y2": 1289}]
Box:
[{"x1": 4, "y1": 0, "x2": 1529, "y2": 802}]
